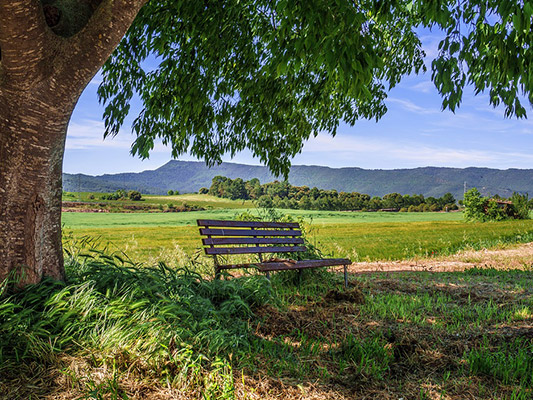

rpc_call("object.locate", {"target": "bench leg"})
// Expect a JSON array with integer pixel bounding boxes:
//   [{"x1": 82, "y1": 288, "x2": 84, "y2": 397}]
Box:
[
  {"x1": 215, "y1": 267, "x2": 221, "y2": 280},
  {"x1": 343, "y1": 265, "x2": 348, "y2": 288},
  {"x1": 265, "y1": 271, "x2": 271, "y2": 280}
]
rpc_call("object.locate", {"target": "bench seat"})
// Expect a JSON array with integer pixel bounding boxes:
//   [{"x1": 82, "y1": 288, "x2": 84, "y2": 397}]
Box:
[{"x1": 217, "y1": 258, "x2": 351, "y2": 272}]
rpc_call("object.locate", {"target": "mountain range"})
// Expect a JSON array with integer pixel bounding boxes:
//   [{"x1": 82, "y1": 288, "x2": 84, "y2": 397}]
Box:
[{"x1": 63, "y1": 160, "x2": 533, "y2": 199}]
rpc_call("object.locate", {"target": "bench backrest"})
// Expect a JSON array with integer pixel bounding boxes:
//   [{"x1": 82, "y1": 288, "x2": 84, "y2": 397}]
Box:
[{"x1": 197, "y1": 219, "x2": 306, "y2": 257}]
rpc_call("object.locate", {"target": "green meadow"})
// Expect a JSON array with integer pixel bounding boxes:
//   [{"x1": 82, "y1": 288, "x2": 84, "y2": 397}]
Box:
[{"x1": 62, "y1": 208, "x2": 533, "y2": 263}]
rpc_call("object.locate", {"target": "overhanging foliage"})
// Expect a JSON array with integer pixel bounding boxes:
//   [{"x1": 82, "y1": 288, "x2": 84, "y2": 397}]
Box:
[{"x1": 98, "y1": 0, "x2": 533, "y2": 177}]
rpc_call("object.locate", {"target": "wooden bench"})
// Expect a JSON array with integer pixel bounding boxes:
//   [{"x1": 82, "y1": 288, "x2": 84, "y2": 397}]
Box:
[{"x1": 197, "y1": 219, "x2": 351, "y2": 287}]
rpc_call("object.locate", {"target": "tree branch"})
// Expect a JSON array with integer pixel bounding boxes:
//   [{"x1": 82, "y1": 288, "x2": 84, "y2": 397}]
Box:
[
  {"x1": 57, "y1": 0, "x2": 148, "y2": 88},
  {"x1": 0, "y1": 0, "x2": 53, "y2": 88}
]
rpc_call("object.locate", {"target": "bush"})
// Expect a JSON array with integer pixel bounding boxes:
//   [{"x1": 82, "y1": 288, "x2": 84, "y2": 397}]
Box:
[
  {"x1": 257, "y1": 195, "x2": 274, "y2": 209},
  {"x1": 510, "y1": 192, "x2": 530, "y2": 220},
  {"x1": 128, "y1": 190, "x2": 142, "y2": 201},
  {"x1": 463, "y1": 188, "x2": 529, "y2": 222},
  {"x1": 167, "y1": 189, "x2": 174, "y2": 195}
]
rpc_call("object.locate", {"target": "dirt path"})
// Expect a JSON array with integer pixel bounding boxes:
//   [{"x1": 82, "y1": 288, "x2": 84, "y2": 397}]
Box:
[{"x1": 346, "y1": 242, "x2": 533, "y2": 274}]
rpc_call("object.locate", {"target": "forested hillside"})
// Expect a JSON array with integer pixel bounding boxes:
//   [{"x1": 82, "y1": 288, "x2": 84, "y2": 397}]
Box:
[{"x1": 63, "y1": 160, "x2": 533, "y2": 199}]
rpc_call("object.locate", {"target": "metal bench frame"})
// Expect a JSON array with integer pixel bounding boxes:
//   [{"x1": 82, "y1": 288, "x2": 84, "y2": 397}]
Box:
[{"x1": 197, "y1": 219, "x2": 351, "y2": 287}]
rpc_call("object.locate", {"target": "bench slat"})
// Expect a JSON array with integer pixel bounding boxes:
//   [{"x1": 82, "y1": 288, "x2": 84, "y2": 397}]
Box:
[
  {"x1": 258, "y1": 258, "x2": 351, "y2": 272},
  {"x1": 203, "y1": 237, "x2": 304, "y2": 246},
  {"x1": 199, "y1": 228, "x2": 302, "y2": 237},
  {"x1": 197, "y1": 219, "x2": 299, "y2": 229},
  {"x1": 205, "y1": 246, "x2": 307, "y2": 255},
  {"x1": 216, "y1": 258, "x2": 351, "y2": 271}
]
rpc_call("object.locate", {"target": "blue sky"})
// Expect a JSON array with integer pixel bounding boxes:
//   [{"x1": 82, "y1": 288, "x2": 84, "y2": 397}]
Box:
[{"x1": 64, "y1": 30, "x2": 533, "y2": 176}]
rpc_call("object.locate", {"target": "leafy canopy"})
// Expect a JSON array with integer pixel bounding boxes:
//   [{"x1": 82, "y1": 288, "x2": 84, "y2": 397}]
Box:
[{"x1": 98, "y1": 0, "x2": 533, "y2": 176}]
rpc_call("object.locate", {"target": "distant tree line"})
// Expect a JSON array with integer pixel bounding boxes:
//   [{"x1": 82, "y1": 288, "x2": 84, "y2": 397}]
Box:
[{"x1": 201, "y1": 176, "x2": 459, "y2": 212}]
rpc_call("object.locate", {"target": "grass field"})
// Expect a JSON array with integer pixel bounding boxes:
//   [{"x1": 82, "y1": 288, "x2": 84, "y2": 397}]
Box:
[
  {"x1": 2, "y1": 251, "x2": 533, "y2": 399},
  {"x1": 62, "y1": 208, "x2": 465, "y2": 228},
  {"x1": 62, "y1": 209, "x2": 533, "y2": 264},
  {"x1": 63, "y1": 192, "x2": 254, "y2": 209}
]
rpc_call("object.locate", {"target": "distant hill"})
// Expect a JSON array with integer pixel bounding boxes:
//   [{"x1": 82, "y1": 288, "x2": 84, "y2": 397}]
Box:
[{"x1": 63, "y1": 161, "x2": 533, "y2": 199}]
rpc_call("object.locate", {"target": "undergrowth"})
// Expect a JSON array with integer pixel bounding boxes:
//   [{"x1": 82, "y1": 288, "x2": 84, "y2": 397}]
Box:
[{"x1": 0, "y1": 241, "x2": 271, "y2": 399}]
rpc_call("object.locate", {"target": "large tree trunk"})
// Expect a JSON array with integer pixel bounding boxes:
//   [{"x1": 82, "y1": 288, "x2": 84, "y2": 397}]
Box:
[
  {"x1": 0, "y1": 87, "x2": 75, "y2": 285},
  {"x1": 0, "y1": 0, "x2": 146, "y2": 287}
]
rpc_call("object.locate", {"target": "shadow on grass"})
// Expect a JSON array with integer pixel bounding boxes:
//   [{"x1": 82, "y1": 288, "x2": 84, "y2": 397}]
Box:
[{"x1": 2, "y1": 262, "x2": 533, "y2": 399}]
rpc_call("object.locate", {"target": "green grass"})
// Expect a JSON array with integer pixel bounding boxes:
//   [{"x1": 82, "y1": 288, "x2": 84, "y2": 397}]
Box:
[
  {"x1": 3, "y1": 198, "x2": 530, "y2": 398},
  {"x1": 62, "y1": 208, "x2": 464, "y2": 228},
  {"x1": 62, "y1": 209, "x2": 533, "y2": 262},
  {"x1": 2, "y1": 239, "x2": 533, "y2": 399}
]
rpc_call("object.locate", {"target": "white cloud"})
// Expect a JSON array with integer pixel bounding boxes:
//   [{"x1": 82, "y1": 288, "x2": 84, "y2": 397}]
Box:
[
  {"x1": 66, "y1": 119, "x2": 183, "y2": 154},
  {"x1": 294, "y1": 133, "x2": 533, "y2": 169},
  {"x1": 409, "y1": 81, "x2": 434, "y2": 94},
  {"x1": 387, "y1": 97, "x2": 439, "y2": 115},
  {"x1": 66, "y1": 120, "x2": 130, "y2": 150}
]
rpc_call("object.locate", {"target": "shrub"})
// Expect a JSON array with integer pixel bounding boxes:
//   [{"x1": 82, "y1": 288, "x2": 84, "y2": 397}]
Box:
[
  {"x1": 167, "y1": 189, "x2": 174, "y2": 195},
  {"x1": 510, "y1": 192, "x2": 530, "y2": 220},
  {"x1": 464, "y1": 188, "x2": 529, "y2": 222},
  {"x1": 128, "y1": 190, "x2": 142, "y2": 201},
  {"x1": 257, "y1": 195, "x2": 274, "y2": 209}
]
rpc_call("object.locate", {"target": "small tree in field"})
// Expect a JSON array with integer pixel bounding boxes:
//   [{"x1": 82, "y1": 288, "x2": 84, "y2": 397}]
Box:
[
  {"x1": 463, "y1": 188, "x2": 487, "y2": 221},
  {"x1": 167, "y1": 190, "x2": 174, "y2": 196},
  {"x1": 128, "y1": 190, "x2": 142, "y2": 201},
  {"x1": 510, "y1": 193, "x2": 530, "y2": 220}
]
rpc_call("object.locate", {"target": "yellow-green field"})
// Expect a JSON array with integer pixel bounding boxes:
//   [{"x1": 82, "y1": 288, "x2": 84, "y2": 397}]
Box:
[
  {"x1": 62, "y1": 209, "x2": 533, "y2": 264},
  {"x1": 63, "y1": 192, "x2": 254, "y2": 209}
]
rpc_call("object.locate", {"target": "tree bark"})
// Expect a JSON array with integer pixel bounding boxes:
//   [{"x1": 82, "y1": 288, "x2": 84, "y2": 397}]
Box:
[
  {"x1": 0, "y1": 0, "x2": 147, "y2": 286},
  {"x1": 0, "y1": 86, "x2": 75, "y2": 285}
]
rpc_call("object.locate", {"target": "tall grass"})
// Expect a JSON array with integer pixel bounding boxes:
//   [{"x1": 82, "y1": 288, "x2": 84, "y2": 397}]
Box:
[
  {"x1": 467, "y1": 337, "x2": 533, "y2": 388},
  {"x1": 0, "y1": 241, "x2": 271, "y2": 398}
]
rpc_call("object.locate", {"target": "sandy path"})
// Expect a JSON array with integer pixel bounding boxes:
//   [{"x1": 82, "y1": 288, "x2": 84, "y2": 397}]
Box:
[{"x1": 345, "y1": 242, "x2": 533, "y2": 274}]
